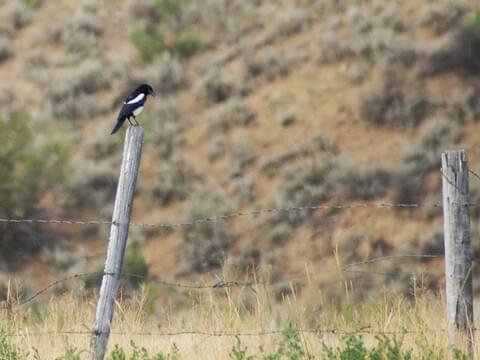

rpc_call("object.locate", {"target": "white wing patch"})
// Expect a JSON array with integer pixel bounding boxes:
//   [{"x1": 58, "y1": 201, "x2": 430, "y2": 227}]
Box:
[{"x1": 126, "y1": 93, "x2": 145, "y2": 104}]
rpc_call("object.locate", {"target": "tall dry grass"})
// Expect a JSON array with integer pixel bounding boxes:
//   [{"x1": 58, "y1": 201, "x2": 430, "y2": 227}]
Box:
[{"x1": 0, "y1": 268, "x2": 474, "y2": 359}]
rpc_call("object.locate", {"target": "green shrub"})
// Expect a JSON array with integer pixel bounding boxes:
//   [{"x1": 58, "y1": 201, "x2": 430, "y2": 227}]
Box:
[
  {"x1": 130, "y1": 26, "x2": 167, "y2": 63},
  {"x1": 154, "y1": 0, "x2": 188, "y2": 17},
  {"x1": 109, "y1": 341, "x2": 180, "y2": 360},
  {"x1": 466, "y1": 9, "x2": 480, "y2": 32},
  {"x1": 55, "y1": 346, "x2": 85, "y2": 360},
  {"x1": 123, "y1": 242, "x2": 149, "y2": 289},
  {"x1": 323, "y1": 333, "x2": 413, "y2": 360},
  {"x1": 414, "y1": 334, "x2": 467, "y2": 360},
  {"x1": 0, "y1": 112, "x2": 69, "y2": 265},
  {"x1": 269, "y1": 322, "x2": 307, "y2": 359},
  {"x1": 229, "y1": 322, "x2": 308, "y2": 360},
  {"x1": 131, "y1": 24, "x2": 200, "y2": 62},
  {"x1": 173, "y1": 30, "x2": 203, "y2": 58},
  {"x1": 0, "y1": 329, "x2": 26, "y2": 360},
  {"x1": 22, "y1": 0, "x2": 42, "y2": 8},
  {"x1": 229, "y1": 337, "x2": 255, "y2": 360}
]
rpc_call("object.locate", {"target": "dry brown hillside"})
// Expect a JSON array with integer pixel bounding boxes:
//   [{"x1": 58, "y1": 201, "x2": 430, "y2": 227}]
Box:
[{"x1": 0, "y1": 0, "x2": 479, "y2": 303}]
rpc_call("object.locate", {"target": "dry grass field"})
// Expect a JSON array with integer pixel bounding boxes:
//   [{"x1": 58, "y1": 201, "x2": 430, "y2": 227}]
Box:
[{"x1": 0, "y1": 271, "x2": 469, "y2": 359}]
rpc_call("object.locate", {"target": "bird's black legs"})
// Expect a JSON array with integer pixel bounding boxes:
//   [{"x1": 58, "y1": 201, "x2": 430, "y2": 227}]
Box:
[{"x1": 126, "y1": 117, "x2": 139, "y2": 127}]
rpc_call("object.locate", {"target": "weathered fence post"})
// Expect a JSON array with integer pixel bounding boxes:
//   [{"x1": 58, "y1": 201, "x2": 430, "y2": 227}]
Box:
[
  {"x1": 90, "y1": 126, "x2": 144, "y2": 360},
  {"x1": 441, "y1": 150, "x2": 474, "y2": 355}
]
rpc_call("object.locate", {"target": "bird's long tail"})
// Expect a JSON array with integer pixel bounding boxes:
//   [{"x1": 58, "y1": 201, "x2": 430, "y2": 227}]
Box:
[{"x1": 110, "y1": 118, "x2": 125, "y2": 135}]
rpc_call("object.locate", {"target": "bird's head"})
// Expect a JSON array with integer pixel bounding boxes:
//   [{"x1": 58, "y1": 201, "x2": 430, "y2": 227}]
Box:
[{"x1": 136, "y1": 83, "x2": 155, "y2": 96}]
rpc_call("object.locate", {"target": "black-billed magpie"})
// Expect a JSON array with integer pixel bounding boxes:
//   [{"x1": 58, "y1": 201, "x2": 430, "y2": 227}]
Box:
[{"x1": 111, "y1": 83, "x2": 155, "y2": 135}]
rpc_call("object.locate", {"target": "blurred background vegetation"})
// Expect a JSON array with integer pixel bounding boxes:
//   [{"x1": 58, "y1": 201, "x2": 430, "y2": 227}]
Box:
[{"x1": 1, "y1": 0, "x2": 480, "y2": 308}]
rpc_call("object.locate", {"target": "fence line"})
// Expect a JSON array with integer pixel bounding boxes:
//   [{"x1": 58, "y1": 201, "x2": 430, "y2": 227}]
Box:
[
  {"x1": 4, "y1": 328, "x2": 450, "y2": 338},
  {"x1": 0, "y1": 202, "x2": 454, "y2": 230},
  {"x1": 9, "y1": 254, "x2": 446, "y2": 306}
]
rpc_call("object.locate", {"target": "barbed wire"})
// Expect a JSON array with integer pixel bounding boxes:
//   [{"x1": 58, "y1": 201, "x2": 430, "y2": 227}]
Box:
[
  {"x1": 469, "y1": 169, "x2": 480, "y2": 183},
  {"x1": 5, "y1": 327, "x2": 449, "y2": 338},
  {"x1": 0, "y1": 202, "x2": 453, "y2": 230},
  {"x1": 9, "y1": 254, "x2": 445, "y2": 306}
]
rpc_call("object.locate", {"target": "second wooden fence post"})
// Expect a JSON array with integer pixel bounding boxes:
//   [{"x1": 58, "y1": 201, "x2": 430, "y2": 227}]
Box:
[
  {"x1": 90, "y1": 126, "x2": 144, "y2": 360},
  {"x1": 441, "y1": 149, "x2": 474, "y2": 354}
]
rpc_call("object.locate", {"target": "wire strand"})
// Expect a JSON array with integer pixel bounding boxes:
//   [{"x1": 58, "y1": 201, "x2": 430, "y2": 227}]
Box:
[
  {"x1": 0, "y1": 202, "x2": 452, "y2": 229},
  {"x1": 5, "y1": 327, "x2": 449, "y2": 337},
  {"x1": 10, "y1": 254, "x2": 445, "y2": 306}
]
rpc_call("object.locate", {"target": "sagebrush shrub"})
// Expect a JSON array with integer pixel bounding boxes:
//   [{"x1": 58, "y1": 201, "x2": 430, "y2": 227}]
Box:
[
  {"x1": 195, "y1": 67, "x2": 239, "y2": 104},
  {"x1": 0, "y1": 0, "x2": 33, "y2": 35},
  {"x1": 180, "y1": 188, "x2": 236, "y2": 272},
  {"x1": 359, "y1": 68, "x2": 430, "y2": 129},
  {"x1": 0, "y1": 36, "x2": 11, "y2": 63},
  {"x1": 244, "y1": 47, "x2": 290, "y2": 80},
  {"x1": 50, "y1": 10, "x2": 102, "y2": 56},
  {"x1": 421, "y1": 0, "x2": 466, "y2": 35},
  {"x1": 46, "y1": 59, "x2": 112, "y2": 120},
  {"x1": 206, "y1": 98, "x2": 255, "y2": 135},
  {"x1": 404, "y1": 117, "x2": 460, "y2": 173},
  {"x1": 423, "y1": 11, "x2": 480, "y2": 76}
]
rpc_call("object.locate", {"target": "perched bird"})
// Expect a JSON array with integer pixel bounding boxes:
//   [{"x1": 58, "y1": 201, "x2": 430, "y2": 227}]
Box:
[{"x1": 111, "y1": 83, "x2": 155, "y2": 134}]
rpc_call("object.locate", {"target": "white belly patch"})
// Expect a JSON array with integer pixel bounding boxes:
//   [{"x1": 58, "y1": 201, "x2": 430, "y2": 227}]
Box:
[{"x1": 133, "y1": 106, "x2": 144, "y2": 116}]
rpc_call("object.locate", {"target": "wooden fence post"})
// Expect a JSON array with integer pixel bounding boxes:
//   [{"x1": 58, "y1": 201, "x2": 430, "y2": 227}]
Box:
[
  {"x1": 90, "y1": 126, "x2": 144, "y2": 360},
  {"x1": 441, "y1": 150, "x2": 474, "y2": 355}
]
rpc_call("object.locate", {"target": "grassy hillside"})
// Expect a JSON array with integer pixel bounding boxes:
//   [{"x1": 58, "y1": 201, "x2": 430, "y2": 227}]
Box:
[{"x1": 0, "y1": 0, "x2": 480, "y2": 309}]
